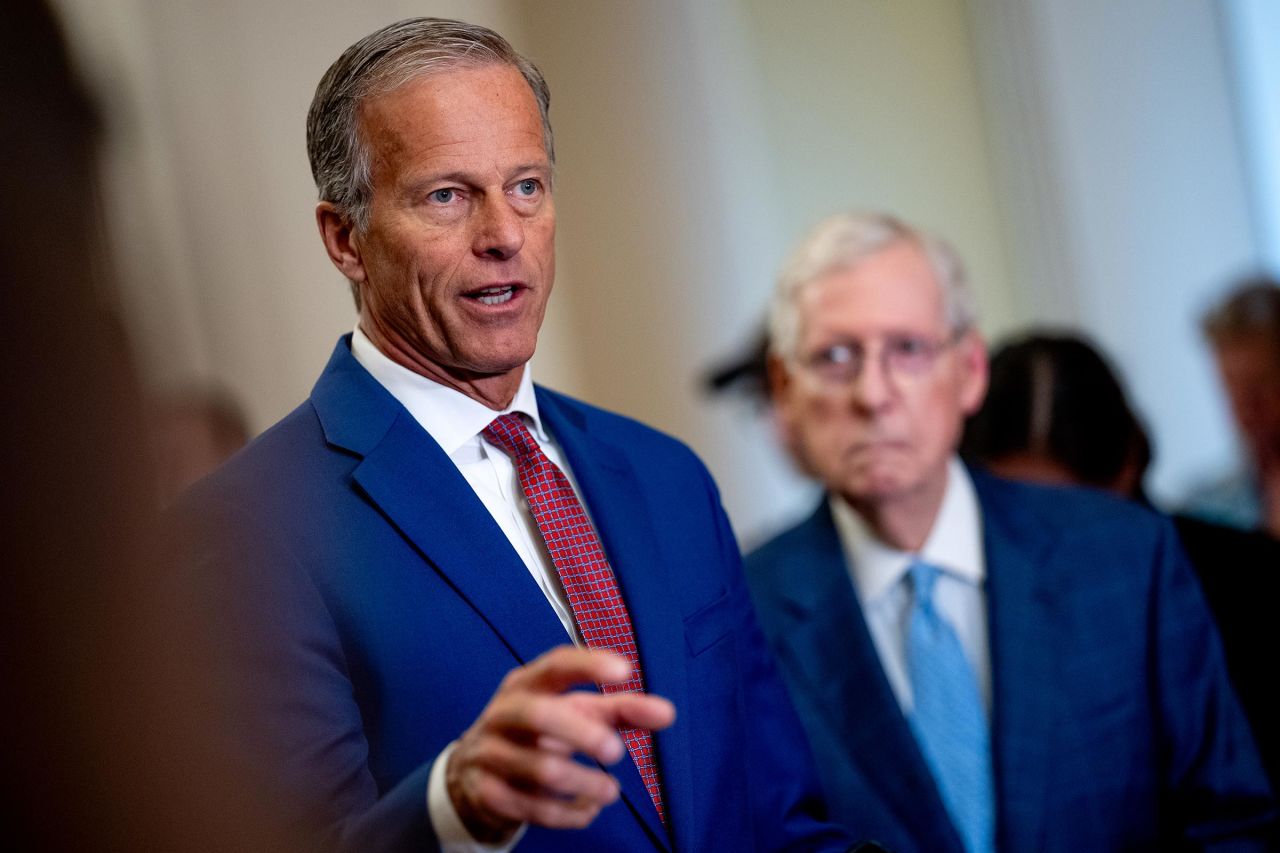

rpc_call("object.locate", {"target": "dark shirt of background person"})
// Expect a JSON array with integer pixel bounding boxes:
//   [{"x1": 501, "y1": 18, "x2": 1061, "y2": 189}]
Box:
[{"x1": 959, "y1": 330, "x2": 1280, "y2": 791}]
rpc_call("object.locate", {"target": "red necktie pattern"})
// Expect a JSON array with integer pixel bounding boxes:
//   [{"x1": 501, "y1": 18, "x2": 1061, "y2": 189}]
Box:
[{"x1": 482, "y1": 413, "x2": 664, "y2": 822}]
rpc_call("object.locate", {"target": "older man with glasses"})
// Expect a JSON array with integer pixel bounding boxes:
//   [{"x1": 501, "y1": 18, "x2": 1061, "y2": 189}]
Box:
[{"x1": 744, "y1": 212, "x2": 1276, "y2": 853}]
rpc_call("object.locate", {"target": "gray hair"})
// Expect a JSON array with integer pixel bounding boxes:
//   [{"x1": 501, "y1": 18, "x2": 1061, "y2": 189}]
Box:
[
  {"x1": 1201, "y1": 276, "x2": 1280, "y2": 348},
  {"x1": 306, "y1": 17, "x2": 553, "y2": 234},
  {"x1": 767, "y1": 212, "x2": 976, "y2": 360}
]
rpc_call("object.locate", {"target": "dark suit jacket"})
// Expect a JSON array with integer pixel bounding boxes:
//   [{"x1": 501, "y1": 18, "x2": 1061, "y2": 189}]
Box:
[
  {"x1": 1173, "y1": 514, "x2": 1280, "y2": 790},
  {"x1": 175, "y1": 338, "x2": 849, "y2": 853},
  {"x1": 744, "y1": 470, "x2": 1276, "y2": 852}
]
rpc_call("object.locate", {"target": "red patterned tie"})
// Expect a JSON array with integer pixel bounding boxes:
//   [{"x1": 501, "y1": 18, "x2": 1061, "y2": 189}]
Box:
[{"x1": 482, "y1": 413, "x2": 664, "y2": 823}]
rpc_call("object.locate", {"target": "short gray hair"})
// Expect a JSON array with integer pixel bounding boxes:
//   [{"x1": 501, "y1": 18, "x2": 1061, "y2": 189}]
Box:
[
  {"x1": 767, "y1": 212, "x2": 976, "y2": 360},
  {"x1": 306, "y1": 17, "x2": 554, "y2": 233}
]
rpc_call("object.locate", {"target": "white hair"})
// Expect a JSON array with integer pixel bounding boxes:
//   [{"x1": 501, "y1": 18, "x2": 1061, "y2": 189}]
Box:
[{"x1": 767, "y1": 212, "x2": 976, "y2": 360}]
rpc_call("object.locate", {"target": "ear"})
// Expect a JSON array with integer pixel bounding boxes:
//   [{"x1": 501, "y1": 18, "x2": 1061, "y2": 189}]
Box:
[
  {"x1": 316, "y1": 202, "x2": 367, "y2": 284},
  {"x1": 766, "y1": 352, "x2": 794, "y2": 406},
  {"x1": 766, "y1": 351, "x2": 802, "y2": 444},
  {"x1": 956, "y1": 329, "x2": 990, "y2": 416}
]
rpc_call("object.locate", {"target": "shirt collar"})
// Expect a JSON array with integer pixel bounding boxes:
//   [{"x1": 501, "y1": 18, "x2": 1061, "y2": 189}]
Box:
[
  {"x1": 349, "y1": 325, "x2": 546, "y2": 456},
  {"x1": 831, "y1": 457, "x2": 985, "y2": 603}
]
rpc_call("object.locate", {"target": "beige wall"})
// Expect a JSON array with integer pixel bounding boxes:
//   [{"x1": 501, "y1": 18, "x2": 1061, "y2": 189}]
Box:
[{"x1": 738, "y1": 0, "x2": 1017, "y2": 334}]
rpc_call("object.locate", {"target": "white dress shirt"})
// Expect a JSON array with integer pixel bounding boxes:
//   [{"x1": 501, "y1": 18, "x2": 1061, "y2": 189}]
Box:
[
  {"x1": 829, "y1": 457, "x2": 992, "y2": 715},
  {"x1": 352, "y1": 327, "x2": 596, "y2": 852}
]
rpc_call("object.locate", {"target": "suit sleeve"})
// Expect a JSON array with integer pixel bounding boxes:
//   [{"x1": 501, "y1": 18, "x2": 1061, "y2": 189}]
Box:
[
  {"x1": 1148, "y1": 517, "x2": 1278, "y2": 849},
  {"x1": 697, "y1": 466, "x2": 855, "y2": 852},
  {"x1": 175, "y1": 499, "x2": 444, "y2": 853}
]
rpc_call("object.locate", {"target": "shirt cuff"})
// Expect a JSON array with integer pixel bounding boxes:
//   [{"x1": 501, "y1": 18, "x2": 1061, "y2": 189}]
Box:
[{"x1": 427, "y1": 740, "x2": 528, "y2": 853}]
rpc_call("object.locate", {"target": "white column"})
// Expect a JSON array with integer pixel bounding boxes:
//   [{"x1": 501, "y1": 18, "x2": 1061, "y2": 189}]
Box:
[
  {"x1": 1221, "y1": 0, "x2": 1280, "y2": 274},
  {"x1": 966, "y1": 0, "x2": 1259, "y2": 503}
]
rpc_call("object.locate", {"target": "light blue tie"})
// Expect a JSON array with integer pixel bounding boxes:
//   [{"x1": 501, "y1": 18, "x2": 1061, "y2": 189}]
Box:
[{"x1": 906, "y1": 560, "x2": 994, "y2": 853}]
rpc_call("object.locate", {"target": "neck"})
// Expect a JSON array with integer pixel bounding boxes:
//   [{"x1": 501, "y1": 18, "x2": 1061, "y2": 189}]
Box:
[
  {"x1": 359, "y1": 319, "x2": 524, "y2": 411},
  {"x1": 845, "y1": 467, "x2": 950, "y2": 552}
]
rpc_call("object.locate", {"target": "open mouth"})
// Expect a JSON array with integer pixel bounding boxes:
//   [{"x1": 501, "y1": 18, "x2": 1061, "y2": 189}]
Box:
[{"x1": 465, "y1": 284, "x2": 521, "y2": 306}]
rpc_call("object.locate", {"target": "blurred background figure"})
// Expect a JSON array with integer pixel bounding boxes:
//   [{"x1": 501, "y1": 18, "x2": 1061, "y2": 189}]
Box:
[
  {"x1": 1, "y1": 1, "x2": 298, "y2": 849},
  {"x1": 148, "y1": 386, "x2": 250, "y2": 506},
  {"x1": 1183, "y1": 278, "x2": 1280, "y2": 538},
  {"x1": 961, "y1": 334, "x2": 1151, "y2": 497},
  {"x1": 705, "y1": 324, "x2": 772, "y2": 410},
  {"x1": 962, "y1": 329, "x2": 1280, "y2": 788}
]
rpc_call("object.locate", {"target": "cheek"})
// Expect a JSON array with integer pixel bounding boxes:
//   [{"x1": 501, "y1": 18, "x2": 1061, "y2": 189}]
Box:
[
  {"x1": 534, "y1": 213, "x2": 556, "y2": 244},
  {"x1": 793, "y1": 398, "x2": 863, "y2": 463},
  {"x1": 361, "y1": 235, "x2": 414, "y2": 290},
  {"x1": 527, "y1": 221, "x2": 557, "y2": 276},
  {"x1": 913, "y1": 388, "x2": 966, "y2": 448},
  {"x1": 778, "y1": 393, "x2": 830, "y2": 447},
  {"x1": 785, "y1": 409, "x2": 848, "y2": 480},
  {"x1": 795, "y1": 393, "x2": 847, "y2": 433}
]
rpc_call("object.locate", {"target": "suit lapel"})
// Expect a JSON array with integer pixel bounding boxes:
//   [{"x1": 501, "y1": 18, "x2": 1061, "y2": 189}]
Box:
[
  {"x1": 769, "y1": 505, "x2": 960, "y2": 852},
  {"x1": 974, "y1": 471, "x2": 1061, "y2": 853},
  {"x1": 537, "y1": 389, "x2": 678, "y2": 851},
  {"x1": 353, "y1": 415, "x2": 577, "y2": 662},
  {"x1": 312, "y1": 343, "x2": 671, "y2": 847},
  {"x1": 310, "y1": 339, "x2": 581, "y2": 669}
]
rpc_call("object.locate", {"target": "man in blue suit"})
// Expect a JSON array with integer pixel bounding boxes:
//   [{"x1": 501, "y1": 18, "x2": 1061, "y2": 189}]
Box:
[
  {"x1": 744, "y1": 212, "x2": 1276, "y2": 852},
  {"x1": 176, "y1": 18, "x2": 853, "y2": 853}
]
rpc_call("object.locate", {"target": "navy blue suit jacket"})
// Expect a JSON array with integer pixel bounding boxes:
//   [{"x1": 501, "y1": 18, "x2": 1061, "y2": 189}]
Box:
[
  {"x1": 744, "y1": 470, "x2": 1276, "y2": 852},
  {"x1": 176, "y1": 338, "x2": 847, "y2": 853}
]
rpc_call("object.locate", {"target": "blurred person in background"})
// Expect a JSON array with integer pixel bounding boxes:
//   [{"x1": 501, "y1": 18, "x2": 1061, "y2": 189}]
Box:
[
  {"x1": 174, "y1": 17, "x2": 857, "y2": 853},
  {"x1": 960, "y1": 334, "x2": 1149, "y2": 496},
  {"x1": 1183, "y1": 278, "x2": 1280, "y2": 538},
  {"x1": 1, "y1": 1, "x2": 297, "y2": 849},
  {"x1": 963, "y1": 330, "x2": 1280, "y2": 789},
  {"x1": 741, "y1": 211, "x2": 1275, "y2": 852},
  {"x1": 148, "y1": 386, "x2": 250, "y2": 506}
]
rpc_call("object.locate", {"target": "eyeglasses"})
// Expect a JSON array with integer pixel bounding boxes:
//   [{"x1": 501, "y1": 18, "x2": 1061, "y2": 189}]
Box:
[{"x1": 796, "y1": 331, "x2": 964, "y2": 386}]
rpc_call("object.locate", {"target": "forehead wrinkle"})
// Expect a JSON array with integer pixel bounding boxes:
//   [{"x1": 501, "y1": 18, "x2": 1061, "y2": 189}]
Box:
[
  {"x1": 801, "y1": 284, "x2": 945, "y2": 345},
  {"x1": 365, "y1": 112, "x2": 545, "y2": 194}
]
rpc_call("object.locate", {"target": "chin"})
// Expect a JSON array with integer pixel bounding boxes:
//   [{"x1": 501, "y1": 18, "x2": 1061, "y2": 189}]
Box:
[
  {"x1": 851, "y1": 481, "x2": 909, "y2": 504},
  {"x1": 842, "y1": 465, "x2": 917, "y2": 503},
  {"x1": 466, "y1": 344, "x2": 537, "y2": 377}
]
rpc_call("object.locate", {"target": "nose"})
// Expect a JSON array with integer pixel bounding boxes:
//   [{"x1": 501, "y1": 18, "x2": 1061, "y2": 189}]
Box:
[
  {"x1": 849, "y1": 349, "x2": 895, "y2": 413},
  {"x1": 472, "y1": 196, "x2": 525, "y2": 260}
]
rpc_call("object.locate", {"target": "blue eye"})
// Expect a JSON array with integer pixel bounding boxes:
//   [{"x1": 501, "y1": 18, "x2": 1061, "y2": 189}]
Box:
[
  {"x1": 429, "y1": 188, "x2": 455, "y2": 203},
  {"x1": 516, "y1": 179, "x2": 539, "y2": 196}
]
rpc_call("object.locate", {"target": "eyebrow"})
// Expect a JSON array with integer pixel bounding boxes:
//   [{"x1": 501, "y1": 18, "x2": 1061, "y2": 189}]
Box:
[{"x1": 400, "y1": 162, "x2": 551, "y2": 197}]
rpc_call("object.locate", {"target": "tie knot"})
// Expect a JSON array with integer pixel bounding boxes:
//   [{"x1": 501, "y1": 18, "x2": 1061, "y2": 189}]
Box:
[
  {"x1": 483, "y1": 413, "x2": 540, "y2": 460},
  {"x1": 909, "y1": 560, "x2": 941, "y2": 604}
]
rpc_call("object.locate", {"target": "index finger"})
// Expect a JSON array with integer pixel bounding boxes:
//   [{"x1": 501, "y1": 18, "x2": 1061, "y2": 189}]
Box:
[{"x1": 506, "y1": 646, "x2": 632, "y2": 694}]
